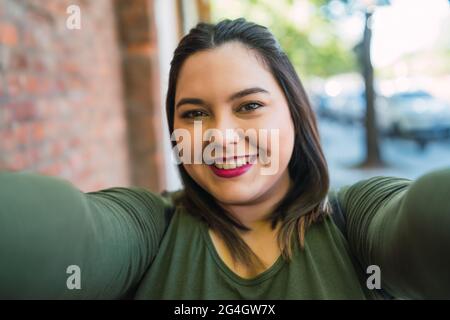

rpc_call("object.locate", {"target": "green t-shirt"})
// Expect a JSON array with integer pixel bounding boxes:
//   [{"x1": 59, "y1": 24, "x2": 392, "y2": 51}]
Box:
[{"x1": 0, "y1": 168, "x2": 449, "y2": 299}]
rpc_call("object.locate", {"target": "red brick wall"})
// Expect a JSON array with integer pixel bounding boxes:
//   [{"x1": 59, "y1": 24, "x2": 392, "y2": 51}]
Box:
[
  {"x1": 114, "y1": 0, "x2": 166, "y2": 192},
  {"x1": 0, "y1": 0, "x2": 130, "y2": 192}
]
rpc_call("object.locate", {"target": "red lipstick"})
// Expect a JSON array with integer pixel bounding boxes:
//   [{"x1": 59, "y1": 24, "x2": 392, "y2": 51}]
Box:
[{"x1": 209, "y1": 163, "x2": 253, "y2": 178}]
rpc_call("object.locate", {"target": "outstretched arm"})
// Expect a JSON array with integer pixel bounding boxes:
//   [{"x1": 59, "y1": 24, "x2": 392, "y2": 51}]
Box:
[
  {"x1": 0, "y1": 171, "x2": 174, "y2": 299},
  {"x1": 337, "y1": 167, "x2": 450, "y2": 299}
]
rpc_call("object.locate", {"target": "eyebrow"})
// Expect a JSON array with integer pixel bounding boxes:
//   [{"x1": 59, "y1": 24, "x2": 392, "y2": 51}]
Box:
[{"x1": 175, "y1": 87, "x2": 269, "y2": 109}]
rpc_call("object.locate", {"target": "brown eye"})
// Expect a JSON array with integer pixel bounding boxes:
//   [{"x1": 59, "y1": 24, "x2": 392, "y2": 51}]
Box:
[
  {"x1": 181, "y1": 110, "x2": 208, "y2": 119},
  {"x1": 238, "y1": 102, "x2": 264, "y2": 112}
]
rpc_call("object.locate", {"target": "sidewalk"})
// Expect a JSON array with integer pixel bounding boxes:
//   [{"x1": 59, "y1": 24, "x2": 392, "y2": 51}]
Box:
[{"x1": 319, "y1": 118, "x2": 450, "y2": 188}]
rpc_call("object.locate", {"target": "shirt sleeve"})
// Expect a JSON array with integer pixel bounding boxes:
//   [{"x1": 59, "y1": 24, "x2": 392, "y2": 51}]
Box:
[
  {"x1": 337, "y1": 167, "x2": 450, "y2": 299},
  {"x1": 0, "y1": 171, "x2": 174, "y2": 299}
]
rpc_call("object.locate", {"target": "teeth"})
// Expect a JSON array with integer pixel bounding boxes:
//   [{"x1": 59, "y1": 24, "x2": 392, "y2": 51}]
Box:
[
  {"x1": 237, "y1": 158, "x2": 246, "y2": 166},
  {"x1": 213, "y1": 157, "x2": 251, "y2": 170}
]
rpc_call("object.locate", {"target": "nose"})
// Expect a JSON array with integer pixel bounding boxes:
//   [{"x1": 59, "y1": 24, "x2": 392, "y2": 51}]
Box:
[{"x1": 203, "y1": 114, "x2": 243, "y2": 154}]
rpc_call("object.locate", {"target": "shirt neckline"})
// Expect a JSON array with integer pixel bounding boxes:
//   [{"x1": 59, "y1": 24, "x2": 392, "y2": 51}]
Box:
[{"x1": 200, "y1": 221, "x2": 286, "y2": 286}]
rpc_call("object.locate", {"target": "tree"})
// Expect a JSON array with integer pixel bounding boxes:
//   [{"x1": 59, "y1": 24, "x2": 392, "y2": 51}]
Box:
[
  {"x1": 355, "y1": 9, "x2": 382, "y2": 167},
  {"x1": 322, "y1": 0, "x2": 390, "y2": 168},
  {"x1": 211, "y1": 0, "x2": 357, "y2": 77}
]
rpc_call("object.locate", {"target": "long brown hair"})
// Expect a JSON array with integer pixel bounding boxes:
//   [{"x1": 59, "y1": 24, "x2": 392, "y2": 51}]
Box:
[{"x1": 166, "y1": 18, "x2": 331, "y2": 272}]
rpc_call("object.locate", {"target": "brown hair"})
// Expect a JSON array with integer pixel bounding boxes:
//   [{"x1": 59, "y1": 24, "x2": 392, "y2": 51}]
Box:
[{"x1": 166, "y1": 18, "x2": 331, "y2": 272}]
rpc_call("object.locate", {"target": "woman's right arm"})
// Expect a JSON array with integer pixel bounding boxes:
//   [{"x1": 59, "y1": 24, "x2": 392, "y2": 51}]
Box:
[{"x1": 0, "y1": 171, "x2": 174, "y2": 299}]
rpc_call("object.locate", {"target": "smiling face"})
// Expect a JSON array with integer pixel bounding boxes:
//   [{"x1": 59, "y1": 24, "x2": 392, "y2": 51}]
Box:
[{"x1": 173, "y1": 42, "x2": 295, "y2": 207}]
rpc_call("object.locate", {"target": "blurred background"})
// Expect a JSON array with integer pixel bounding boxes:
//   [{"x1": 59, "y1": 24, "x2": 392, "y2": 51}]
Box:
[{"x1": 0, "y1": 0, "x2": 449, "y2": 192}]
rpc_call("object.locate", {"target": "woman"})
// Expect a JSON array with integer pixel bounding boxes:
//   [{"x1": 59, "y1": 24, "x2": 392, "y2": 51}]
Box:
[{"x1": 0, "y1": 18, "x2": 449, "y2": 299}]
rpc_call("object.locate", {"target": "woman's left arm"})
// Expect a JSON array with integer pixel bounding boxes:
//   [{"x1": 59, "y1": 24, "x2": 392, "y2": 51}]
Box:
[{"x1": 337, "y1": 167, "x2": 450, "y2": 299}]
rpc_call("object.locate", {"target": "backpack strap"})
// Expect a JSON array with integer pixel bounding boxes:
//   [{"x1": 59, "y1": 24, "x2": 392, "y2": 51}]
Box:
[
  {"x1": 328, "y1": 189, "x2": 394, "y2": 300},
  {"x1": 328, "y1": 189, "x2": 347, "y2": 237}
]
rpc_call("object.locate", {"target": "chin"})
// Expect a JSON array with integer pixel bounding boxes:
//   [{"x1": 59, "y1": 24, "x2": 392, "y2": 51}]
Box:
[{"x1": 207, "y1": 186, "x2": 258, "y2": 205}]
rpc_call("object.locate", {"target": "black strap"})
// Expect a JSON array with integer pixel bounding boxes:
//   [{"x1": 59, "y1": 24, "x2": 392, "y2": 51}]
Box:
[
  {"x1": 328, "y1": 189, "x2": 394, "y2": 300},
  {"x1": 329, "y1": 189, "x2": 347, "y2": 237}
]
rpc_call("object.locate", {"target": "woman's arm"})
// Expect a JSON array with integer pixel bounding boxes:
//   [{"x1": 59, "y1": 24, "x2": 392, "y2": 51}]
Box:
[
  {"x1": 337, "y1": 167, "x2": 450, "y2": 299},
  {"x1": 0, "y1": 171, "x2": 174, "y2": 299}
]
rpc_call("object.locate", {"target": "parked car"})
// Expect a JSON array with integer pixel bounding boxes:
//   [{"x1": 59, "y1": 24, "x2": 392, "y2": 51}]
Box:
[
  {"x1": 316, "y1": 89, "x2": 388, "y2": 125},
  {"x1": 378, "y1": 90, "x2": 450, "y2": 149}
]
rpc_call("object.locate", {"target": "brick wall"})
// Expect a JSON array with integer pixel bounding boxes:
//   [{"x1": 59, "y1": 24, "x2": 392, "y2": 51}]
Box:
[
  {"x1": 0, "y1": 0, "x2": 131, "y2": 192},
  {"x1": 114, "y1": 0, "x2": 166, "y2": 192}
]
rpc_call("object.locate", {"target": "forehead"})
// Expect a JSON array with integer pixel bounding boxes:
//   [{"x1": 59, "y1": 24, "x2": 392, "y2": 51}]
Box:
[{"x1": 175, "y1": 42, "x2": 280, "y2": 102}]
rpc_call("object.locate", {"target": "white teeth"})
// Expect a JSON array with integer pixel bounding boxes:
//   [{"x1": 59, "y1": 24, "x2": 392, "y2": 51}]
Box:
[
  {"x1": 213, "y1": 157, "x2": 248, "y2": 170},
  {"x1": 224, "y1": 163, "x2": 236, "y2": 169}
]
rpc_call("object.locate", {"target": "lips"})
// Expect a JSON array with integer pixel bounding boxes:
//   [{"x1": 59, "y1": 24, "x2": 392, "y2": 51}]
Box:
[
  {"x1": 208, "y1": 155, "x2": 256, "y2": 178},
  {"x1": 209, "y1": 162, "x2": 253, "y2": 178}
]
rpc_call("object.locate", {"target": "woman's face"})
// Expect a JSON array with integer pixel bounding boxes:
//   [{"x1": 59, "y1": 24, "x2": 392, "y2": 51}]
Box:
[{"x1": 173, "y1": 42, "x2": 295, "y2": 206}]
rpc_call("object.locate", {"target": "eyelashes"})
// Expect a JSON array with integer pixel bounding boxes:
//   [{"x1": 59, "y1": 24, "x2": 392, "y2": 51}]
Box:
[
  {"x1": 180, "y1": 110, "x2": 208, "y2": 119},
  {"x1": 180, "y1": 102, "x2": 265, "y2": 120},
  {"x1": 237, "y1": 102, "x2": 264, "y2": 112}
]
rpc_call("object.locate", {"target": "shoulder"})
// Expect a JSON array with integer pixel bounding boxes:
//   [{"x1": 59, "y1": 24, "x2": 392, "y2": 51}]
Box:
[
  {"x1": 86, "y1": 187, "x2": 186, "y2": 226},
  {"x1": 333, "y1": 175, "x2": 412, "y2": 215},
  {"x1": 87, "y1": 186, "x2": 168, "y2": 208},
  {"x1": 326, "y1": 175, "x2": 413, "y2": 235}
]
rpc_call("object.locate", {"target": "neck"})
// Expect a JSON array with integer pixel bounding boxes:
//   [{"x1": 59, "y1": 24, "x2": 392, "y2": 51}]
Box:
[{"x1": 221, "y1": 172, "x2": 292, "y2": 232}]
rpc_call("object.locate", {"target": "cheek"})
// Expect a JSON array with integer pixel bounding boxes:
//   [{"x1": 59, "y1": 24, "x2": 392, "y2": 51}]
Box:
[
  {"x1": 278, "y1": 108, "x2": 295, "y2": 159},
  {"x1": 262, "y1": 112, "x2": 295, "y2": 172},
  {"x1": 282, "y1": 118, "x2": 295, "y2": 154},
  {"x1": 271, "y1": 125, "x2": 295, "y2": 176}
]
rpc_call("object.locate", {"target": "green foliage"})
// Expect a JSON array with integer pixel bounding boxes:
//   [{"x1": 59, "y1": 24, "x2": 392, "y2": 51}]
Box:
[
  {"x1": 268, "y1": 15, "x2": 356, "y2": 77},
  {"x1": 211, "y1": 0, "x2": 357, "y2": 78}
]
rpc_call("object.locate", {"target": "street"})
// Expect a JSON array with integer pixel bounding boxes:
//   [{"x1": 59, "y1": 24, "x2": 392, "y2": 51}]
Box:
[{"x1": 319, "y1": 118, "x2": 450, "y2": 188}]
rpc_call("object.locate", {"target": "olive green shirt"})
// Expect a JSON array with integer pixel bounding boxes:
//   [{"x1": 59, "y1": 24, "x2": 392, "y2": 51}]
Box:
[{"x1": 0, "y1": 167, "x2": 449, "y2": 299}]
